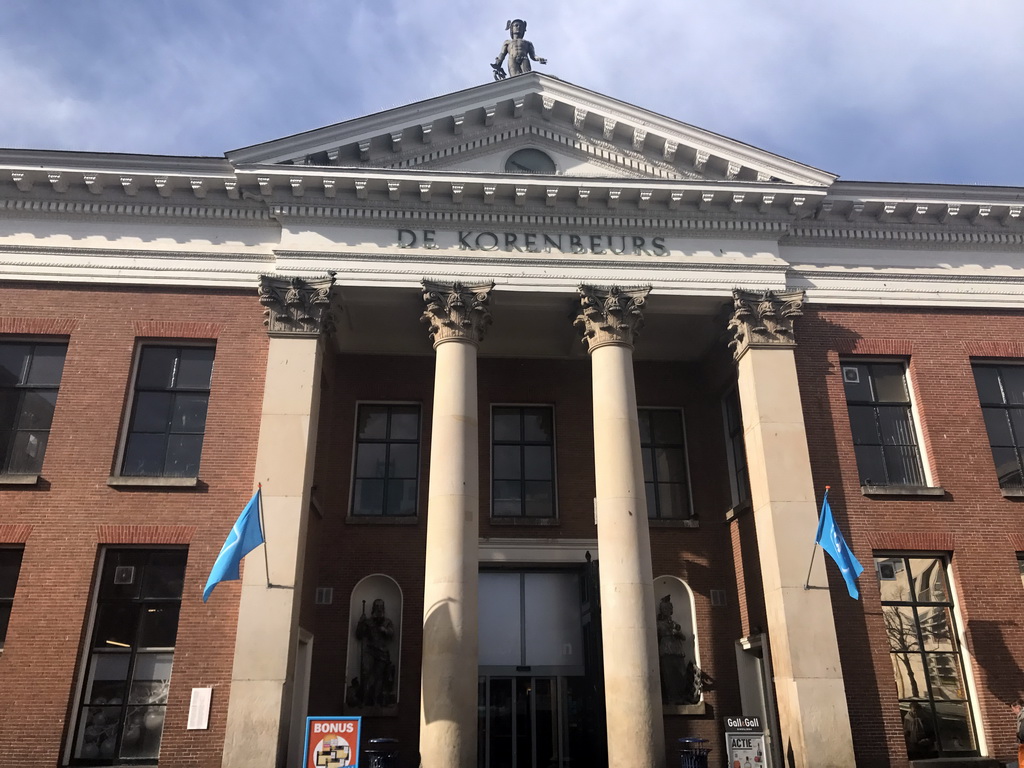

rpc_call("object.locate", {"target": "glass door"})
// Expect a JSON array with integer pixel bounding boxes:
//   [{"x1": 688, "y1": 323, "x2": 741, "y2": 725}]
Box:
[{"x1": 478, "y1": 676, "x2": 560, "y2": 768}]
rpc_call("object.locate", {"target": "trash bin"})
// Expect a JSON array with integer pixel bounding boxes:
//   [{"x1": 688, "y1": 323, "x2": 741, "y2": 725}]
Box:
[
  {"x1": 363, "y1": 737, "x2": 399, "y2": 768},
  {"x1": 678, "y1": 737, "x2": 710, "y2": 768}
]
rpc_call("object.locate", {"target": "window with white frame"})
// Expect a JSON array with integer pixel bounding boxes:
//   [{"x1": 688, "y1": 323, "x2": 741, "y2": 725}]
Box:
[
  {"x1": 842, "y1": 361, "x2": 926, "y2": 487},
  {"x1": 0, "y1": 341, "x2": 68, "y2": 475},
  {"x1": 350, "y1": 404, "x2": 420, "y2": 517},
  {"x1": 491, "y1": 406, "x2": 555, "y2": 518},
  {"x1": 639, "y1": 408, "x2": 692, "y2": 520},
  {"x1": 71, "y1": 549, "x2": 187, "y2": 763},
  {"x1": 874, "y1": 554, "x2": 977, "y2": 759},
  {"x1": 972, "y1": 364, "x2": 1024, "y2": 488},
  {"x1": 120, "y1": 345, "x2": 214, "y2": 478},
  {"x1": 721, "y1": 387, "x2": 750, "y2": 509},
  {"x1": 0, "y1": 548, "x2": 24, "y2": 649}
]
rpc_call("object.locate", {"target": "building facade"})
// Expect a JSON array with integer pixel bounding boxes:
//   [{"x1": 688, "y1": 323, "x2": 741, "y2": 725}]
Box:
[{"x1": 1, "y1": 72, "x2": 1022, "y2": 768}]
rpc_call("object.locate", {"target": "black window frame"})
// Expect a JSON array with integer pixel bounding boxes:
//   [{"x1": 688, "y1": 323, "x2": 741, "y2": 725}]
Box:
[
  {"x1": 0, "y1": 547, "x2": 24, "y2": 650},
  {"x1": 490, "y1": 405, "x2": 556, "y2": 520},
  {"x1": 349, "y1": 402, "x2": 421, "y2": 518},
  {"x1": 70, "y1": 548, "x2": 187, "y2": 765},
  {"x1": 0, "y1": 340, "x2": 68, "y2": 476},
  {"x1": 971, "y1": 363, "x2": 1024, "y2": 488},
  {"x1": 841, "y1": 360, "x2": 927, "y2": 487},
  {"x1": 721, "y1": 387, "x2": 750, "y2": 510},
  {"x1": 119, "y1": 344, "x2": 215, "y2": 478},
  {"x1": 874, "y1": 553, "x2": 978, "y2": 760},
  {"x1": 639, "y1": 407, "x2": 693, "y2": 520}
]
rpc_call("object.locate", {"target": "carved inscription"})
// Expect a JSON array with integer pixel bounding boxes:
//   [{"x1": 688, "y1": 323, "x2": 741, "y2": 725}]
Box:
[{"x1": 397, "y1": 228, "x2": 668, "y2": 256}]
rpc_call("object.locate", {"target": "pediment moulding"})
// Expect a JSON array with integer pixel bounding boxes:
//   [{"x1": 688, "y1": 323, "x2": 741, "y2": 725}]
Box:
[{"x1": 224, "y1": 74, "x2": 835, "y2": 187}]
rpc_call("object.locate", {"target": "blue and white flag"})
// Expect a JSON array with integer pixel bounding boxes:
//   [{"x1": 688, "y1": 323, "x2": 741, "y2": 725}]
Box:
[
  {"x1": 203, "y1": 488, "x2": 265, "y2": 602},
  {"x1": 815, "y1": 487, "x2": 864, "y2": 599}
]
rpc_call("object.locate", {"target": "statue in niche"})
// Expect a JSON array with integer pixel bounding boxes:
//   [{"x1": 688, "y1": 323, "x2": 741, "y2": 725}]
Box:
[
  {"x1": 657, "y1": 595, "x2": 698, "y2": 705},
  {"x1": 353, "y1": 598, "x2": 396, "y2": 708},
  {"x1": 492, "y1": 19, "x2": 547, "y2": 80}
]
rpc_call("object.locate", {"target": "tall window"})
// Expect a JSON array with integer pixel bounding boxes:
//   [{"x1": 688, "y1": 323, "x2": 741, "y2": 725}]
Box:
[
  {"x1": 121, "y1": 345, "x2": 214, "y2": 477},
  {"x1": 72, "y1": 549, "x2": 187, "y2": 763},
  {"x1": 874, "y1": 555, "x2": 977, "y2": 759},
  {"x1": 1018, "y1": 556, "x2": 1024, "y2": 590},
  {"x1": 639, "y1": 408, "x2": 692, "y2": 520},
  {"x1": 721, "y1": 388, "x2": 750, "y2": 509},
  {"x1": 972, "y1": 364, "x2": 1024, "y2": 488},
  {"x1": 842, "y1": 361, "x2": 926, "y2": 487},
  {"x1": 351, "y1": 404, "x2": 420, "y2": 517},
  {"x1": 0, "y1": 341, "x2": 67, "y2": 475},
  {"x1": 0, "y1": 548, "x2": 24, "y2": 649},
  {"x1": 492, "y1": 406, "x2": 555, "y2": 518}
]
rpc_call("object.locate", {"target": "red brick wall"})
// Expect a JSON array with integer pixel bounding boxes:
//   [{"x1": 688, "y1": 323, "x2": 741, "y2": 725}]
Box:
[
  {"x1": 0, "y1": 283, "x2": 267, "y2": 768},
  {"x1": 306, "y1": 354, "x2": 749, "y2": 763},
  {"x1": 797, "y1": 305, "x2": 1024, "y2": 767}
]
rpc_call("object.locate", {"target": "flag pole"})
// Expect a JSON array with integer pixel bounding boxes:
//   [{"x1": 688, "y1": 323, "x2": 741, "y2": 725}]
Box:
[
  {"x1": 804, "y1": 485, "x2": 829, "y2": 590},
  {"x1": 256, "y1": 483, "x2": 272, "y2": 588}
]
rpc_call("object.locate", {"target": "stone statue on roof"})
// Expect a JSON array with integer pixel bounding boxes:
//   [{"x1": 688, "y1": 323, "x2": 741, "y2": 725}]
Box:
[{"x1": 492, "y1": 19, "x2": 547, "y2": 80}]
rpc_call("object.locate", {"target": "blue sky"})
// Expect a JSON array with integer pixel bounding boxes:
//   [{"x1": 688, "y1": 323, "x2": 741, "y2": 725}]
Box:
[{"x1": 1, "y1": 1, "x2": 1022, "y2": 185}]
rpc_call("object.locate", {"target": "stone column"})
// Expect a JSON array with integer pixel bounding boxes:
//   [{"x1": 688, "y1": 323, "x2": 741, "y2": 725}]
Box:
[
  {"x1": 575, "y1": 285, "x2": 666, "y2": 768},
  {"x1": 418, "y1": 280, "x2": 493, "y2": 768},
  {"x1": 728, "y1": 289, "x2": 856, "y2": 768},
  {"x1": 222, "y1": 275, "x2": 337, "y2": 768}
]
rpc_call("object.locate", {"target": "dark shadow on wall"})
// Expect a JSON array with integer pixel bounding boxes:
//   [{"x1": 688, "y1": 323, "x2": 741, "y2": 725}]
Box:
[
  {"x1": 966, "y1": 618, "x2": 1024, "y2": 707},
  {"x1": 795, "y1": 313, "x2": 897, "y2": 768}
]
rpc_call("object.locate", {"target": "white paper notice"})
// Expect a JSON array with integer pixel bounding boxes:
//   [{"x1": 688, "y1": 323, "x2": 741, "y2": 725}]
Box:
[{"x1": 187, "y1": 687, "x2": 212, "y2": 730}]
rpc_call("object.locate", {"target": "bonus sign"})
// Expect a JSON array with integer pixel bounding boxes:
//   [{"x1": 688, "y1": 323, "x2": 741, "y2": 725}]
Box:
[{"x1": 302, "y1": 717, "x2": 362, "y2": 768}]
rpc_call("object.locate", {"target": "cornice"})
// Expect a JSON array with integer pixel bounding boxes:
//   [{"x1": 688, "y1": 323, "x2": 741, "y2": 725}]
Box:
[
  {"x1": 790, "y1": 267, "x2": 1024, "y2": 288},
  {"x1": 265, "y1": 202, "x2": 795, "y2": 234},
  {"x1": 784, "y1": 224, "x2": 1024, "y2": 249},
  {"x1": 0, "y1": 243, "x2": 273, "y2": 263},
  {"x1": 274, "y1": 249, "x2": 789, "y2": 275},
  {"x1": 0, "y1": 195, "x2": 268, "y2": 220}
]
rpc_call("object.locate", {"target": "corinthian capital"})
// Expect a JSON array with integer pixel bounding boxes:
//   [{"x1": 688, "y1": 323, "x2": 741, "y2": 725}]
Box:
[
  {"x1": 420, "y1": 280, "x2": 494, "y2": 347},
  {"x1": 574, "y1": 285, "x2": 651, "y2": 352},
  {"x1": 258, "y1": 273, "x2": 338, "y2": 337},
  {"x1": 727, "y1": 288, "x2": 805, "y2": 359}
]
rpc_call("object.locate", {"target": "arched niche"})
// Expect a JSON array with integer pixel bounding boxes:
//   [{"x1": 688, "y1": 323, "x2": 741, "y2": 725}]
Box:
[
  {"x1": 653, "y1": 575, "x2": 704, "y2": 714},
  {"x1": 345, "y1": 574, "x2": 402, "y2": 713}
]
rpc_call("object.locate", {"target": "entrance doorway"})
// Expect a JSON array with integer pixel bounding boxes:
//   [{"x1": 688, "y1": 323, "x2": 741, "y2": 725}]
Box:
[{"x1": 477, "y1": 567, "x2": 606, "y2": 768}]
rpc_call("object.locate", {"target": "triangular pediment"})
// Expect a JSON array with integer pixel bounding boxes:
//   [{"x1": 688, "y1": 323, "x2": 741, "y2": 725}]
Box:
[{"x1": 227, "y1": 74, "x2": 836, "y2": 187}]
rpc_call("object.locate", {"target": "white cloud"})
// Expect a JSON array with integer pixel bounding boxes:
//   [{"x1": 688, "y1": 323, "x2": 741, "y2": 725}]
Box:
[{"x1": 0, "y1": 0, "x2": 1021, "y2": 183}]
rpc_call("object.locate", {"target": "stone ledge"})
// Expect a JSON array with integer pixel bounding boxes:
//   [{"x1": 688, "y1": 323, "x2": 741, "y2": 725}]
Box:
[
  {"x1": 107, "y1": 476, "x2": 199, "y2": 488},
  {"x1": 650, "y1": 518, "x2": 700, "y2": 529},
  {"x1": 488, "y1": 516, "x2": 560, "y2": 526},
  {"x1": 345, "y1": 515, "x2": 418, "y2": 525},
  {"x1": 861, "y1": 485, "x2": 946, "y2": 498},
  {"x1": 908, "y1": 758, "x2": 1003, "y2": 768},
  {"x1": 0, "y1": 474, "x2": 40, "y2": 486},
  {"x1": 663, "y1": 701, "x2": 706, "y2": 716},
  {"x1": 1000, "y1": 487, "x2": 1024, "y2": 498}
]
